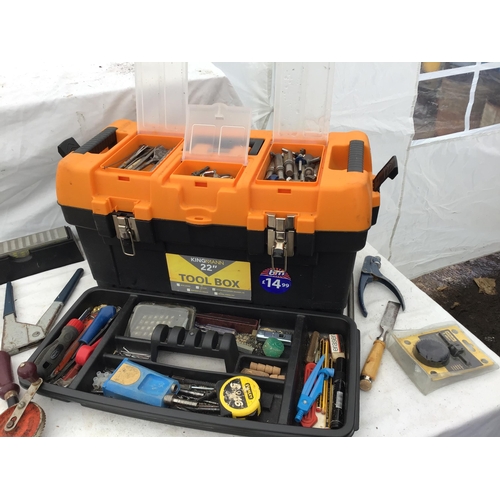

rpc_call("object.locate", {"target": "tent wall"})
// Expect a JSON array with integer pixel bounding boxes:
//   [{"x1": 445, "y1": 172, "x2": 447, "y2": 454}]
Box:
[
  {"x1": 328, "y1": 62, "x2": 419, "y2": 269},
  {"x1": 395, "y1": 130, "x2": 500, "y2": 278}
]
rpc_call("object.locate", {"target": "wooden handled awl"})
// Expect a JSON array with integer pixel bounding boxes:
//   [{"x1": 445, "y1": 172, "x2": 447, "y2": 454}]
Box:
[{"x1": 360, "y1": 301, "x2": 401, "y2": 391}]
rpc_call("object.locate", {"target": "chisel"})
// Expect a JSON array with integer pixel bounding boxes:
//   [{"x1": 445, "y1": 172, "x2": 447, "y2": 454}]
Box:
[{"x1": 360, "y1": 301, "x2": 401, "y2": 391}]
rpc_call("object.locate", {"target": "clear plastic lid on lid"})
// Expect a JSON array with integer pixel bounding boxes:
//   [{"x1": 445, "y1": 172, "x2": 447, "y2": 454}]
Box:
[
  {"x1": 273, "y1": 62, "x2": 334, "y2": 145},
  {"x1": 135, "y1": 62, "x2": 188, "y2": 136},
  {"x1": 182, "y1": 103, "x2": 252, "y2": 165}
]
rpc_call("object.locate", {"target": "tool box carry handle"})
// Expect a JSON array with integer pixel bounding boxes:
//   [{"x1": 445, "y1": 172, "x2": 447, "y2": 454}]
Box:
[
  {"x1": 57, "y1": 127, "x2": 118, "y2": 158},
  {"x1": 373, "y1": 156, "x2": 398, "y2": 192},
  {"x1": 347, "y1": 140, "x2": 365, "y2": 173},
  {"x1": 248, "y1": 138, "x2": 265, "y2": 156}
]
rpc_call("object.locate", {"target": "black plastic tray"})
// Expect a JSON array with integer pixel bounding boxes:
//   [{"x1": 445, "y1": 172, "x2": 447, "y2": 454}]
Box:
[{"x1": 22, "y1": 287, "x2": 360, "y2": 437}]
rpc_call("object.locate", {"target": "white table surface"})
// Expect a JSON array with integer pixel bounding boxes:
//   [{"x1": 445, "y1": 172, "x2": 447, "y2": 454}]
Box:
[{"x1": 1, "y1": 242, "x2": 499, "y2": 437}]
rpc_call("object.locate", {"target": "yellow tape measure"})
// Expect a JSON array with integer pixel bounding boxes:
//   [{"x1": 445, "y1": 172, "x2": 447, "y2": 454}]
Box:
[{"x1": 218, "y1": 376, "x2": 261, "y2": 419}]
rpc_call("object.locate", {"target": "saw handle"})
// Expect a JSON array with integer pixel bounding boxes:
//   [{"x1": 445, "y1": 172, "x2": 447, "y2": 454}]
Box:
[
  {"x1": 0, "y1": 350, "x2": 20, "y2": 404},
  {"x1": 360, "y1": 340, "x2": 386, "y2": 392},
  {"x1": 17, "y1": 362, "x2": 40, "y2": 384}
]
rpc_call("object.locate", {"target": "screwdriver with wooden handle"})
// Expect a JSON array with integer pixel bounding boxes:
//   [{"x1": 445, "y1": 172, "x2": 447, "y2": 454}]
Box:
[{"x1": 360, "y1": 301, "x2": 401, "y2": 391}]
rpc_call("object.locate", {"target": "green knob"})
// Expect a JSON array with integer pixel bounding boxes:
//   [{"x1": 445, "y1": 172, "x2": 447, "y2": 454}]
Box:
[{"x1": 262, "y1": 337, "x2": 285, "y2": 358}]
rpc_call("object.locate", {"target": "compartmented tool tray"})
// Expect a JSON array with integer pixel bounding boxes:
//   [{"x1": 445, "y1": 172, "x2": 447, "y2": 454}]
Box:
[{"x1": 20, "y1": 287, "x2": 360, "y2": 437}]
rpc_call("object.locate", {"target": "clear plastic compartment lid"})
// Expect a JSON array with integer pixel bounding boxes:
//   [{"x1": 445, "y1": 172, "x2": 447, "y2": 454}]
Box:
[
  {"x1": 135, "y1": 62, "x2": 188, "y2": 136},
  {"x1": 182, "y1": 103, "x2": 252, "y2": 165},
  {"x1": 273, "y1": 62, "x2": 334, "y2": 145}
]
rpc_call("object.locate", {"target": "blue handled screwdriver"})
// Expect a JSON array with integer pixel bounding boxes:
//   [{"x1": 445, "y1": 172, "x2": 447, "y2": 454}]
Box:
[{"x1": 78, "y1": 305, "x2": 117, "y2": 345}]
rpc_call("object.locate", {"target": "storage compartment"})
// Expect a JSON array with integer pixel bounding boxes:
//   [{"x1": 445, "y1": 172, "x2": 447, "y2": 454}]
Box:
[
  {"x1": 20, "y1": 287, "x2": 360, "y2": 437},
  {"x1": 101, "y1": 135, "x2": 182, "y2": 173}
]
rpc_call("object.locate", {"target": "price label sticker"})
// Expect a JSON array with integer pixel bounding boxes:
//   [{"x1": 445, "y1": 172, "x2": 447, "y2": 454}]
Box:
[{"x1": 259, "y1": 268, "x2": 292, "y2": 294}]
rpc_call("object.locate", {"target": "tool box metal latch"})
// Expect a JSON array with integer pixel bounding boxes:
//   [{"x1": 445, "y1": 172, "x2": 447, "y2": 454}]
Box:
[
  {"x1": 112, "y1": 214, "x2": 140, "y2": 257},
  {"x1": 267, "y1": 214, "x2": 295, "y2": 271}
]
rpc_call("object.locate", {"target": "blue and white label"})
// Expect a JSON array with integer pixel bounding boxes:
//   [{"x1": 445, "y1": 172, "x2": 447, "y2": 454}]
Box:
[{"x1": 260, "y1": 268, "x2": 292, "y2": 294}]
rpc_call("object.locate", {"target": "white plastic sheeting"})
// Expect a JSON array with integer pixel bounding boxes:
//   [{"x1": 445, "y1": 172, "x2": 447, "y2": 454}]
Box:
[
  {"x1": 0, "y1": 63, "x2": 136, "y2": 243},
  {"x1": 394, "y1": 131, "x2": 500, "y2": 277},
  {"x1": 2, "y1": 61, "x2": 499, "y2": 279}
]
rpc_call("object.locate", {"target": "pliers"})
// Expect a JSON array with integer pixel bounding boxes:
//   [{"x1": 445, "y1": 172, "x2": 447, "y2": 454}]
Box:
[{"x1": 358, "y1": 255, "x2": 405, "y2": 317}]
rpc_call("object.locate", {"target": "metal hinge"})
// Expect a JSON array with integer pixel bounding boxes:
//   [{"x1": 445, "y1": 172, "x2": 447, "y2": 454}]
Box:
[
  {"x1": 267, "y1": 214, "x2": 295, "y2": 271},
  {"x1": 112, "y1": 214, "x2": 140, "y2": 257}
]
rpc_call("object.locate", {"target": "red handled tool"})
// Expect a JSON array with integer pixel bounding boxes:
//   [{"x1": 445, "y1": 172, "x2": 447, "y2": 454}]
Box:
[
  {"x1": 49, "y1": 304, "x2": 115, "y2": 381},
  {"x1": 34, "y1": 308, "x2": 91, "y2": 380},
  {"x1": 56, "y1": 339, "x2": 103, "y2": 387},
  {"x1": 54, "y1": 306, "x2": 117, "y2": 386},
  {"x1": 49, "y1": 313, "x2": 96, "y2": 381},
  {"x1": 300, "y1": 362, "x2": 319, "y2": 428}
]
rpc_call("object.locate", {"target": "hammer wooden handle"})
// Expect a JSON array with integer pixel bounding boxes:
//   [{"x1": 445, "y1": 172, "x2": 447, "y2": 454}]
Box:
[{"x1": 360, "y1": 340, "x2": 385, "y2": 391}]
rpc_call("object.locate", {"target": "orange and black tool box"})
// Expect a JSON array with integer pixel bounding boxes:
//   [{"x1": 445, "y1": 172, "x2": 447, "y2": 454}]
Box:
[
  {"x1": 56, "y1": 118, "x2": 392, "y2": 313},
  {"x1": 23, "y1": 64, "x2": 398, "y2": 436}
]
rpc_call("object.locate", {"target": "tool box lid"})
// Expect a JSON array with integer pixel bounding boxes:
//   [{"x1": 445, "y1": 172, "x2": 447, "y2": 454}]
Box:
[
  {"x1": 135, "y1": 62, "x2": 188, "y2": 137},
  {"x1": 272, "y1": 62, "x2": 334, "y2": 146},
  {"x1": 181, "y1": 103, "x2": 253, "y2": 166}
]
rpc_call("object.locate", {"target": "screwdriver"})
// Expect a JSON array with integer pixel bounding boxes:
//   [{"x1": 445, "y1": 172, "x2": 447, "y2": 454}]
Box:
[
  {"x1": 49, "y1": 305, "x2": 116, "y2": 381},
  {"x1": 48, "y1": 307, "x2": 101, "y2": 381},
  {"x1": 55, "y1": 338, "x2": 103, "y2": 387},
  {"x1": 78, "y1": 305, "x2": 116, "y2": 345},
  {"x1": 48, "y1": 316, "x2": 94, "y2": 381},
  {"x1": 34, "y1": 308, "x2": 91, "y2": 380},
  {"x1": 53, "y1": 306, "x2": 117, "y2": 386}
]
